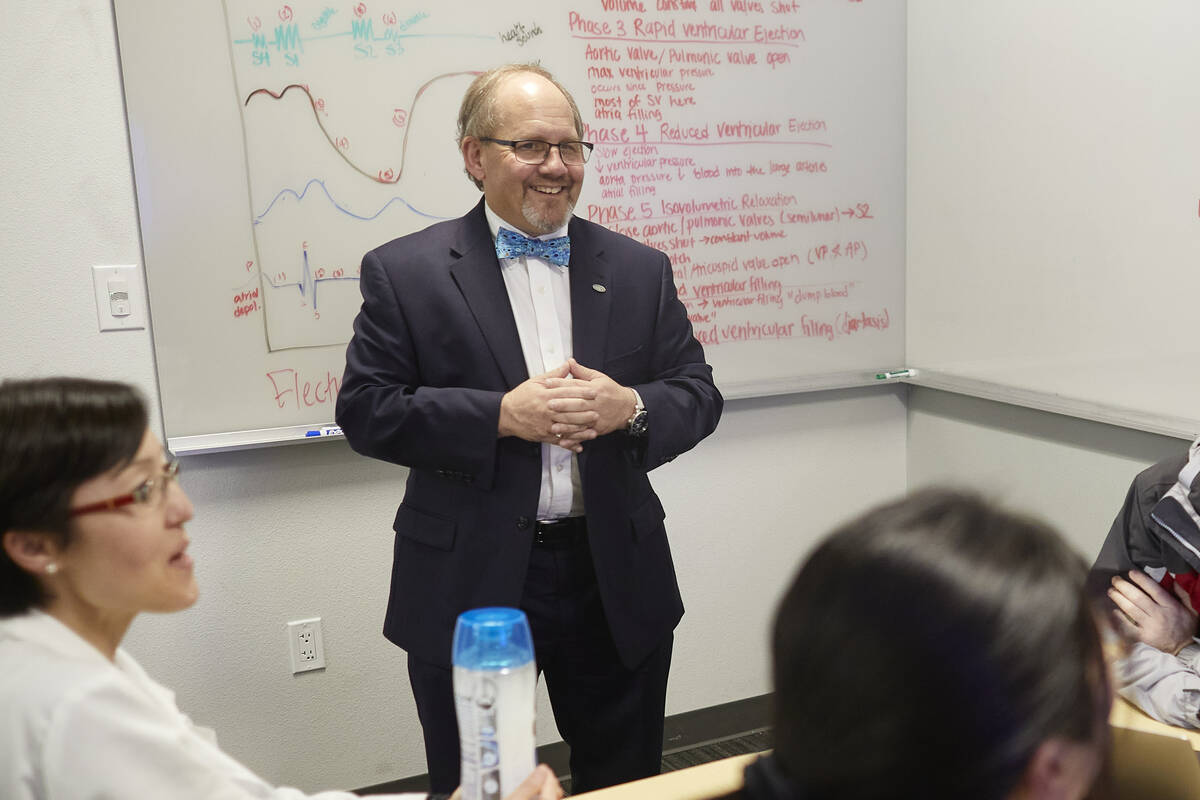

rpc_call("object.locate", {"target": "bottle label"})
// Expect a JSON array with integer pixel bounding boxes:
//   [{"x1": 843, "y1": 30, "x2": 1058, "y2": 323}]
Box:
[{"x1": 453, "y1": 663, "x2": 536, "y2": 800}]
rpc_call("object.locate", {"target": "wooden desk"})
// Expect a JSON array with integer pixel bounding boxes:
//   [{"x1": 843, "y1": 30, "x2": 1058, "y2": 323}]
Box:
[
  {"x1": 572, "y1": 754, "x2": 757, "y2": 800},
  {"x1": 1109, "y1": 698, "x2": 1200, "y2": 797},
  {"x1": 1110, "y1": 696, "x2": 1200, "y2": 750},
  {"x1": 571, "y1": 706, "x2": 1200, "y2": 800}
]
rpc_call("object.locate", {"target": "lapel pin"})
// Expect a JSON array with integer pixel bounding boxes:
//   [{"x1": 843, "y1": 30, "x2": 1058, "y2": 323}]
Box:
[{"x1": 592, "y1": 283, "x2": 607, "y2": 293}]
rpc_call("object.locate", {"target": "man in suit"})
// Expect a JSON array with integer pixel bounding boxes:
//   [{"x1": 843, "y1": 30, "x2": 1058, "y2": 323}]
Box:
[{"x1": 335, "y1": 64, "x2": 723, "y2": 794}]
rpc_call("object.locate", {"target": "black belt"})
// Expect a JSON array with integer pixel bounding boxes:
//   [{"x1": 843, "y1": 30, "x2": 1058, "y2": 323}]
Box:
[{"x1": 534, "y1": 516, "x2": 588, "y2": 548}]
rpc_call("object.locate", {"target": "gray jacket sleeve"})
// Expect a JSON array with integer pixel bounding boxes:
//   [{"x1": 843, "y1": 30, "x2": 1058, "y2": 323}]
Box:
[
  {"x1": 1115, "y1": 642, "x2": 1200, "y2": 729},
  {"x1": 1092, "y1": 454, "x2": 1189, "y2": 575}
]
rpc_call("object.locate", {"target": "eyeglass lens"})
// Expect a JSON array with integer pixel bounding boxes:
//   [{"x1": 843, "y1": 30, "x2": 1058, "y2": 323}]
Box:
[
  {"x1": 513, "y1": 141, "x2": 590, "y2": 165},
  {"x1": 138, "y1": 460, "x2": 180, "y2": 504}
]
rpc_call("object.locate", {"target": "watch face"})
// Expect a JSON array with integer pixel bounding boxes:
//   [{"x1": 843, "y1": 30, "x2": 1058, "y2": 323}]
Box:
[{"x1": 628, "y1": 410, "x2": 648, "y2": 437}]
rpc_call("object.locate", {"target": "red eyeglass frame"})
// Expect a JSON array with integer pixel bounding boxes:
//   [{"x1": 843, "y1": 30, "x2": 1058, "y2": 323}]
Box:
[{"x1": 68, "y1": 460, "x2": 181, "y2": 517}]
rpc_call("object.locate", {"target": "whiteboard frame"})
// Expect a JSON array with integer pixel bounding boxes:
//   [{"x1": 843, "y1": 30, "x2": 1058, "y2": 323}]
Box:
[
  {"x1": 169, "y1": 369, "x2": 908, "y2": 455},
  {"x1": 909, "y1": 370, "x2": 1197, "y2": 443},
  {"x1": 169, "y1": 364, "x2": 1200, "y2": 455}
]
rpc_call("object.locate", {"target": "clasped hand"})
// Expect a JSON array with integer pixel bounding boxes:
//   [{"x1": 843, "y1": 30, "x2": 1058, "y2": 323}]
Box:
[
  {"x1": 1109, "y1": 569, "x2": 1199, "y2": 655},
  {"x1": 498, "y1": 358, "x2": 636, "y2": 453}
]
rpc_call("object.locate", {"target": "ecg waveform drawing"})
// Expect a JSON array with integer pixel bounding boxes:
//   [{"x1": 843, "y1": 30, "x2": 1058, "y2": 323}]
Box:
[
  {"x1": 262, "y1": 244, "x2": 359, "y2": 313},
  {"x1": 223, "y1": 0, "x2": 524, "y2": 351}
]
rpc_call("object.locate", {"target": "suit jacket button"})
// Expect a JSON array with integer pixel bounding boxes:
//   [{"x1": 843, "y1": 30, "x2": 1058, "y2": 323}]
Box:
[{"x1": 517, "y1": 516, "x2": 530, "y2": 530}]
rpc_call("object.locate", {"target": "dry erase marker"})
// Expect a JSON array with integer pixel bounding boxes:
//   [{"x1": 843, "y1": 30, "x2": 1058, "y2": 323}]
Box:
[
  {"x1": 875, "y1": 369, "x2": 917, "y2": 380},
  {"x1": 305, "y1": 425, "x2": 342, "y2": 437}
]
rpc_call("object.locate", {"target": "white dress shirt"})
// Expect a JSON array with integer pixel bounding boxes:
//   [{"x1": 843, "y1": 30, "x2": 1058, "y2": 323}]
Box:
[
  {"x1": 485, "y1": 204, "x2": 584, "y2": 520},
  {"x1": 0, "y1": 609, "x2": 422, "y2": 800}
]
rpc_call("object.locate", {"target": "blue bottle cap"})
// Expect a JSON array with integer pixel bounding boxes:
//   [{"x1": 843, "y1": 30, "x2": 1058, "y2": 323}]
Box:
[{"x1": 452, "y1": 607, "x2": 535, "y2": 670}]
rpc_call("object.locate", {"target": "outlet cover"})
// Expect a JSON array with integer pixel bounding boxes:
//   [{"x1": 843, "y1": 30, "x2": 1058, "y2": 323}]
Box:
[{"x1": 91, "y1": 265, "x2": 146, "y2": 331}]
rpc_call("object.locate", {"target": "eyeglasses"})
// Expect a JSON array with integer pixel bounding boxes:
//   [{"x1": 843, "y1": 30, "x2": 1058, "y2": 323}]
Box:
[
  {"x1": 480, "y1": 138, "x2": 594, "y2": 165},
  {"x1": 69, "y1": 459, "x2": 181, "y2": 517}
]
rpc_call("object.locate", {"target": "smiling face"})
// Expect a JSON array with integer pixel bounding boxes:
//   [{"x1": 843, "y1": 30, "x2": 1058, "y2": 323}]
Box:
[
  {"x1": 51, "y1": 429, "x2": 197, "y2": 630},
  {"x1": 461, "y1": 72, "x2": 585, "y2": 235}
]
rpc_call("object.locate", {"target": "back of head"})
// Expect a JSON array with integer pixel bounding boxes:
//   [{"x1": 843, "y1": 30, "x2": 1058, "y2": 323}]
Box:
[
  {"x1": 771, "y1": 489, "x2": 1106, "y2": 800},
  {"x1": 0, "y1": 377, "x2": 147, "y2": 615}
]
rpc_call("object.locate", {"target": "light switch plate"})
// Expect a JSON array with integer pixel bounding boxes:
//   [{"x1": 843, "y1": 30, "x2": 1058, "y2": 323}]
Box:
[{"x1": 92, "y1": 265, "x2": 146, "y2": 331}]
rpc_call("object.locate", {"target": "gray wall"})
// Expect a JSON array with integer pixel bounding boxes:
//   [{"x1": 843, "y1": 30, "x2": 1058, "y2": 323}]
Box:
[
  {"x1": 907, "y1": 387, "x2": 1186, "y2": 560},
  {"x1": 2, "y1": 2, "x2": 909, "y2": 791}
]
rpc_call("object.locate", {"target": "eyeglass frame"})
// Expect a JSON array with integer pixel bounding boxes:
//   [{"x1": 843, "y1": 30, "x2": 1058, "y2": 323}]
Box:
[
  {"x1": 68, "y1": 459, "x2": 181, "y2": 517},
  {"x1": 478, "y1": 137, "x2": 595, "y2": 165}
]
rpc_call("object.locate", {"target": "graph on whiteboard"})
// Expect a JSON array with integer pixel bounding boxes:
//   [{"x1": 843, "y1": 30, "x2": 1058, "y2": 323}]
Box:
[
  {"x1": 222, "y1": 0, "x2": 904, "y2": 380},
  {"x1": 224, "y1": 3, "x2": 513, "y2": 350}
]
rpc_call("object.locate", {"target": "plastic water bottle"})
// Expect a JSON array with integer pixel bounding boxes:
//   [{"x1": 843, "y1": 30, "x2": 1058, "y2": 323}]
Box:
[{"x1": 452, "y1": 607, "x2": 537, "y2": 800}]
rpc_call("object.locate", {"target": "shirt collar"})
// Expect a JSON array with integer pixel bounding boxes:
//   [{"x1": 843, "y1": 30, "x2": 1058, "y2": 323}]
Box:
[{"x1": 0, "y1": 608, "x2": 115, "y2": 666}]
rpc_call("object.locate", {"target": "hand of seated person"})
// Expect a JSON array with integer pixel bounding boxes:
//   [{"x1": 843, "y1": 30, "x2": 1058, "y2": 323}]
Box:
[{"x1": 1109, "y1": 569, "x2": 1199, "y2": 655}]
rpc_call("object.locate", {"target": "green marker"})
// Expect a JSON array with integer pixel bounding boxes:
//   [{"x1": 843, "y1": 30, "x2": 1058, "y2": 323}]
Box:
[{"x1": 875, "y1": 369, "x2": 916, "y2": 380}]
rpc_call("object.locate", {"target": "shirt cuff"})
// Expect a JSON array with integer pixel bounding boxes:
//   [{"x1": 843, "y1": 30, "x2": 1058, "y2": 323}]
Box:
[{"x1": 1179, "y1": 642, "x2": 1200, "y2": 671}]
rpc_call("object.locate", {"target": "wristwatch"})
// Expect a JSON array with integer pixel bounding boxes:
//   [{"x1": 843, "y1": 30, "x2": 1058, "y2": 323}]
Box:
[{"x1": 625, "y1": 388, "x2": 648, "y2": 437}]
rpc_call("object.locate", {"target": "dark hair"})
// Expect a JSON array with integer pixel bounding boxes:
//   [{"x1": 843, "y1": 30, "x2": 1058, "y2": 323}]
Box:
[
  {"x1": 456, "y1": 63, "x2": 585, "y2": 190},
  {"x1": 0, "y1": 377, "x2": 148, "y2": 614},
  {"x1": 771, "y1": 489, "x2": 1108, "y2": 800}
]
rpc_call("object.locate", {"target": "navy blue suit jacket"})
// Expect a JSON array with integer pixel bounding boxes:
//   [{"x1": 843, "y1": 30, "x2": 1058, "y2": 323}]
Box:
[{"x1": 336, "y1": 200, "x2": 723, "y2": 669}]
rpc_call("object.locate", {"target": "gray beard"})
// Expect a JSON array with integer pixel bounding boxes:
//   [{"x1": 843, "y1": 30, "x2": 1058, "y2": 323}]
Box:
[{"x1": 522, "y1": 196, "x2": 576, "y2": 234}]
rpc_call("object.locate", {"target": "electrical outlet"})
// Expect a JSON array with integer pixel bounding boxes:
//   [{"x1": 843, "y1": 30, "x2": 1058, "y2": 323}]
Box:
[{"x1": 287, "y1": 617, "x2": 326, "y2": 674}]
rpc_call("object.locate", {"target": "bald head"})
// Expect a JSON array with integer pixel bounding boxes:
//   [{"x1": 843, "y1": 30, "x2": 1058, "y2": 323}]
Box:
[{"x1": 456, "y1": 65, "x2": 585, "y2": 191}]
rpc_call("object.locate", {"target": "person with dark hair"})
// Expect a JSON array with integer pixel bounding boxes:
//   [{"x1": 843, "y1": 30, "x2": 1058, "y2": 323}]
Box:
[
  {"x1": 0, "y1": 377, "x2": 561, "y2": 800},
  {"x1": 336, "y1": 63, "x2": 722, "y2": 794},
  {"x1": 1091, "y1": 438, "x2": 1200, "y2": 728},
  {"x1": 719, "y1": 490, "x2": 1110, "y2": 800}
]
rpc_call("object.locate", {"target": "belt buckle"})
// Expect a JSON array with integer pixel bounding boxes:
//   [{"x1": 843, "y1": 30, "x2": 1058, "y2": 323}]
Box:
[
  {"x1": 534, "y1": 520, "x2": 556, "y2": 546},
  {"x1": 534, "y1": 518, "x2": 578, "y2": 546}
]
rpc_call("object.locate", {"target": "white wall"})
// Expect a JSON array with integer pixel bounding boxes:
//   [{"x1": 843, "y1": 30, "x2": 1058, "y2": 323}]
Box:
[
  {"x1": 907, "y1": 387, "x2": 1187, "y2": 560},
  {"x1": 664, "y1": 389, "x2": 908, "y2": 708},
  {"x1": 2, "y1": 2, "x2": 909, "y2": 791},
  {"x1": 2, "y1": 1, "x2": 159, "y2": 405}
]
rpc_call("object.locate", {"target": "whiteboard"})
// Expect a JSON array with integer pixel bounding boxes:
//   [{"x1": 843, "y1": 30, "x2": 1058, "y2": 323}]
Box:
[
  {"x1": 907, "y1": 1, "x2": 1200, "y2": 440},
  {"x1": 113, "y1": 0, "x2": 904, "y2": 453}
]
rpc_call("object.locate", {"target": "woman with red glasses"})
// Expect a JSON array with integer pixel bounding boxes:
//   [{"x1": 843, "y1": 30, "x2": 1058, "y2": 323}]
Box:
[{"x1": 0, "y1": 377, "x2": 559, "y2": 800}]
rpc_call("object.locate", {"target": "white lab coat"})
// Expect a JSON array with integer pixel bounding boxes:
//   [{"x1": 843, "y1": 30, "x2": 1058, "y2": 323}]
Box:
[{"x1": 0, "y1": 610, "x2": 422, "y2": 800}]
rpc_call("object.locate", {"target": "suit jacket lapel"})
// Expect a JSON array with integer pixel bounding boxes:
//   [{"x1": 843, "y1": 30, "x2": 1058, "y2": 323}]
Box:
[
  {"x1": 568, "y1": 217, "x2": 611, "y2": 370},
  {"x1": 449, "y1": 201, "x2": 529, "y2": 390}
]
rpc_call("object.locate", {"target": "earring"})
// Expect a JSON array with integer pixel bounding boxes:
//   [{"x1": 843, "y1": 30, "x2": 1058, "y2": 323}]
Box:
[{"x1": 45, "y1": 563, "x2": 58, "y2": 575}]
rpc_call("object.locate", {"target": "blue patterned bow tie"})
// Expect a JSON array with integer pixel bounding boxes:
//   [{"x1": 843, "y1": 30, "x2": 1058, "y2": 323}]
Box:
[{"x1": 495, "y1": 227, "x2": 571, "y2": 267}]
